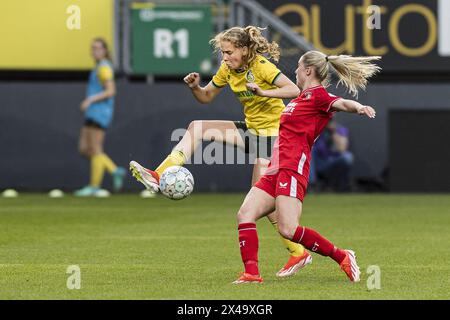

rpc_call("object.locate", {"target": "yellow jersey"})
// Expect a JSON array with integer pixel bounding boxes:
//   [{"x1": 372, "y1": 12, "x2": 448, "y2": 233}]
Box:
[{"x1": 211, "y1": 55, "x2": 284, "y2": 136}]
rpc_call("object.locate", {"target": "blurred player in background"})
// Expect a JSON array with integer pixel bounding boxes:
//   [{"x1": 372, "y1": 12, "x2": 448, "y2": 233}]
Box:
[
  {"x1": 310, "y1": 120, "x2": 354, "y2": 192},
  {"x1": 130, "y1": 26, "x2": 312, "y2": 277},
  {"x1": 75, "y1": 38, "x2": 126, "y2": 197},
  {"x1": 233, "y1": 51, "x2": 380, "y2": 284}
]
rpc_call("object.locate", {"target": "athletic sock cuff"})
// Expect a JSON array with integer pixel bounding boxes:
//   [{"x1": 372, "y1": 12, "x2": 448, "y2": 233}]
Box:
[
  {"x1": 292, "y1": 226, "x2": 305, "y2": 243},
  {"x1": 170, "y1": 150, "x2": 187, "y2": 164},
  {"x1": 238, "y1": 223, "x2": 256, "y2": 230}
]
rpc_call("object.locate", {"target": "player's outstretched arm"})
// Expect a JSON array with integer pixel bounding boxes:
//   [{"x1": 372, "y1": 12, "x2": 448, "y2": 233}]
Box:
[
  {"x1": 331, "y1": 99, "x2": 376, "y2": 119},
  {"x1": 184, "y1": 72, "x2": 222, "y2": 104},
  {"x1": 246, "y1": 74, "x2": 300, "y2": 99}
]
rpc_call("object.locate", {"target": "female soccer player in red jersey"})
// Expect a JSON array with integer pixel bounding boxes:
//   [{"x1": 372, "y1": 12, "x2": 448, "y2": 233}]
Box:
[
  {"x1": 233, "y1": 51, "x2": 381, "y2": 284},
  {"x1": 130, "y1": 26, "x2": 311, "y2": 277}
]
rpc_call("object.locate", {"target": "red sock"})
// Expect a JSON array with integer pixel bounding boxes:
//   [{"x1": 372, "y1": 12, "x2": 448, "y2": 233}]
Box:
[
  {"x1": 238, "y1": 223, "x2": 259, "y2": 275},
  {"x1": 292, "y1": 226, "x2": 346, "y2": 264}
]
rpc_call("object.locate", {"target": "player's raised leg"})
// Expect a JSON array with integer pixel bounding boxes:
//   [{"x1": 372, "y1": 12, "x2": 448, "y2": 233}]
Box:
[
  {"x1": 251, "y1": 159, "x2": 311, "y2": 278},
  {"x1": 130, "y1": 120, "x2": 245, "y2": 192},
  {"x1": 233, "y1": 186, "x2": 276, "y2": 284},
  {"x1": 276, "y1": 195, "x2": 360, "y2": 282}
]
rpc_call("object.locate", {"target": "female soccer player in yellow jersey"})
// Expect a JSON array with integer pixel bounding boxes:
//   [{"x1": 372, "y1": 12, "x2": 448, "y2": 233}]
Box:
[{"x1": 130, "y1": 26, "x2": 311, "y2": 277}]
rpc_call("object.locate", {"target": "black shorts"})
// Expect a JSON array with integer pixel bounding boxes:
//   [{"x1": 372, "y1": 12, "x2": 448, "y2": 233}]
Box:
[
  {"x1": 84, "y1": 119, "x2": 107, "y2": 130},
  {"x1": 233, "y1": 121, "x2": 276, "y2": 159}
]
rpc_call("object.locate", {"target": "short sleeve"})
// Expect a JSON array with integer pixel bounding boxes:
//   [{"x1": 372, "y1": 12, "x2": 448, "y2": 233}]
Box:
[
  {"x1": 97, "y1": 64, "x2": 114, "y2": 83},
  {"x1": 316, "y1": 90, "x2": 342, "y2": 113},
  {"x1": 255, "y1": 57, "x2": 281, "y2": 84},
  {"x1": 211, "y1": 62, "x2": 229, "y2": 88}
]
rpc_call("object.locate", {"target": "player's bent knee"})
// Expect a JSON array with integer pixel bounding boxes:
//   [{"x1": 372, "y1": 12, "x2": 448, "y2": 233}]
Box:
[
  {"x1": 278, "y1": 229, "x2": 291, "y2": 241},
  {"x1": 236, "y1": 207, "x2": 256, "y2": 224},
  {"x1": 277, "y1": 224, "x2": 295, "y2": 240}
]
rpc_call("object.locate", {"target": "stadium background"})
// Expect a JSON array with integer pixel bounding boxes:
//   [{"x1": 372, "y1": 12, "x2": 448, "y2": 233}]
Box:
[{"x1": 1, "y1": 0, "x2": 450, "y2": 193}]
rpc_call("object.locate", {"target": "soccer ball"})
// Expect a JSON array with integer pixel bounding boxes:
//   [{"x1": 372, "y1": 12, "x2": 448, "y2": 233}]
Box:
[{"x1": 159, "y1": 166, "x2": 194, "y2": 200}]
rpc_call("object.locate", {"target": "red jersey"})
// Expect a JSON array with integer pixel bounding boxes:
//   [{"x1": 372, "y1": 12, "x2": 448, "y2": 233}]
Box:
[{"x1": 267, "y1": 85, "x2": 342, "y2": 179}]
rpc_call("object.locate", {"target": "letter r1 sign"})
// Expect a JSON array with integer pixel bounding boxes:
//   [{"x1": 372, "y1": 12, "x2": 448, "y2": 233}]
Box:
[{"x1": 130, "y1": 3, "x2": 213, "y2": 75}]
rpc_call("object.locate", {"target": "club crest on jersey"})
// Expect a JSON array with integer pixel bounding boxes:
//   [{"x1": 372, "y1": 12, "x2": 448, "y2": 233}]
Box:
[
  {"x1": 303, "y1": 91, "x2": 312, "y2": 100},
  {"x1": 246, "y1": 70, "x2": 255, "y2": 82}
]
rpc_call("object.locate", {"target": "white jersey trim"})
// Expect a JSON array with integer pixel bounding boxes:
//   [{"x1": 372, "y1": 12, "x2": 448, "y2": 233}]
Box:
[
  {"x1": 298, "y1": 152, "x2": 307, "y2": 175},
  {"x1": 290, "y1": 176, "x2": 297, "y2": 197},
  {"x1": 326, "y1": 96, "x2": 343, "y2": 112}
]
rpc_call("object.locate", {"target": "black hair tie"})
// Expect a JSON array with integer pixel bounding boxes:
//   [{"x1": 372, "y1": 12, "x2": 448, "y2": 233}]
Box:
[{"x1": 325, "y1": 56, "x2": 329, "y2": 62}]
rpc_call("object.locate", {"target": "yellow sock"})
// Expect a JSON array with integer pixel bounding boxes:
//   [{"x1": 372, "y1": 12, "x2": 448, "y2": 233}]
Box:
[
  {"x1": 99, "y1": 153, "x2": 117, "y2": 174},
  {"x1": 155, "y1": 150, "x2": 186, "y2": 177},
  {"x1": 271, "y1": 221, "x2": 305, "y2": 257},
  {"x1": 90, "y1": 154, "x2": 106, "y2": 187}
]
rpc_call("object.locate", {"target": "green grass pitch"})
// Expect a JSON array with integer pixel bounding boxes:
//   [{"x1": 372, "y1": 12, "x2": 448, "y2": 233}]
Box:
[{"x1": 0, "y1": 193, "x2": 449, "y2": 299}]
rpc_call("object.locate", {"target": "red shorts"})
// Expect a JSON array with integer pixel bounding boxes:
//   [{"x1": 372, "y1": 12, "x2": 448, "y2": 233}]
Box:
[{"x1": 254, "y1": 169, "x2": 308, "y2": 201}]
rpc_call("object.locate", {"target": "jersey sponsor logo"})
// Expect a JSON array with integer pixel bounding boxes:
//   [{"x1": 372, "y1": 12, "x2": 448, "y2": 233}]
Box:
[
  {"x1": 282, "y1": 106, "x2": 295, "y2": 114},
  {"x1": 246, "y1": 70, "x2": 255, "y2": 82},
  {"x1": 235, "y1": 90, "x2": 255, "y2": 99},
  {"x1": 279, "y1": 182, "x2": 288, "y2": 189},
  {"x1": 286, "y1": 102, "x2": 297, "y2": 108},
  {"x1": 283, "y1": 103, "x2": 296, "y2": 114}
]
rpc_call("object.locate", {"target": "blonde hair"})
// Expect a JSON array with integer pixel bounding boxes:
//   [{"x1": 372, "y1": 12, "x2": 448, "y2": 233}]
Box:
[
  {"x1": 301, "y1": 50, "x2": 381, "y2": 97},
  {"x1": 210, "y1": 26, "x2": 280, "y2": 69}
]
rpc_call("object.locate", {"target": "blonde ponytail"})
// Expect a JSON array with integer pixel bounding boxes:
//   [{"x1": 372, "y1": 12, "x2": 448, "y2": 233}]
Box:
[{"x1": 302, "y1": 50, "x2": 381, "y2": 97}]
